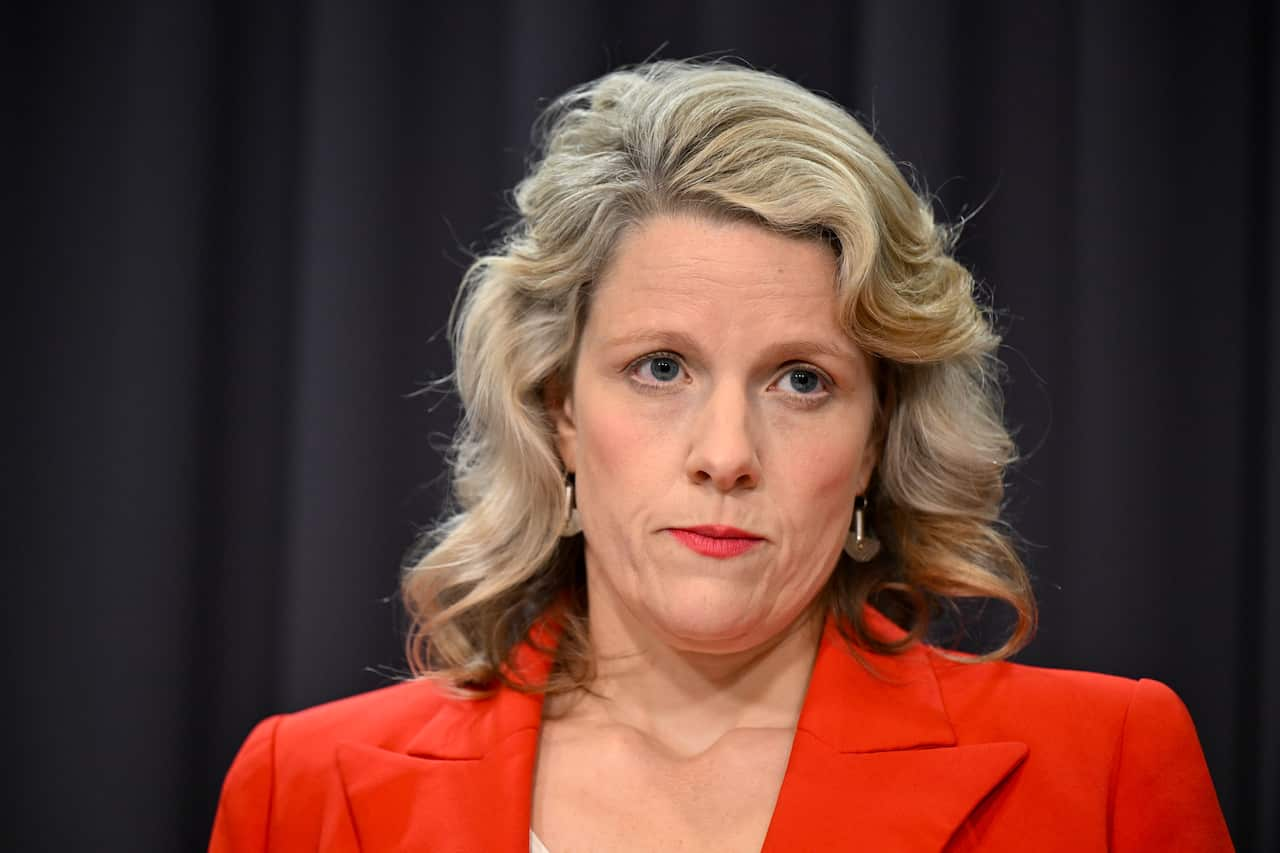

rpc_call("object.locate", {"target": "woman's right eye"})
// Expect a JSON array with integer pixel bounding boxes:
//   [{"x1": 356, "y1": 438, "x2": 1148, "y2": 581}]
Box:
[{"x1": 628, "y1": 353, "x2": 684, "y2": 385}]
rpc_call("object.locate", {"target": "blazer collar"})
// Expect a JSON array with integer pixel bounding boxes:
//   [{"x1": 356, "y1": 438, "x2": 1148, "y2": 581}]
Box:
[
  {"x1": 399, "y1": 617, "x2": 559, "y2": 761},
  {"x1": 336, "y1": 607, "x2": 1027, "y2": 851},
  {"x1": 761, "y1": 608, "x2": 1028, "y2": 850},
  {"x1": 334, "y1": 618, "x2": 560, "y2": 850},
  {"x1": 796, "y1": 607, "x2": 958, "y2": 752}
]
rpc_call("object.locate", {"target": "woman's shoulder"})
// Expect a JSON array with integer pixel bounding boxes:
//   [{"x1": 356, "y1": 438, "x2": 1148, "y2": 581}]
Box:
[
  {"x1": 210, "y1": 677, "x2": 493, "y2": 851},
  {"x1": 274, "y1": 677, "x2": 457, "y2": 745},
  {"x1": 911, "y1": 647, "x2": 1231, "y2": 847},
  {"x1": 219, "y1": 679, "x2": 453, "y2": 788},
  {"x1": 927, "y1": 646, "x2": 1178, "y2": 701},
  {"x1": 923, "y1": 646, "x2": 1202, "y2": 753},
  {"x1": 928, "y1": 646, "x2": 1143, "y2": 697}
]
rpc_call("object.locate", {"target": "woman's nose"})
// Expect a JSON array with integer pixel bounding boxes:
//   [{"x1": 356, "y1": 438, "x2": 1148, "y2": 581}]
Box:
[{"x1": 686, "y1": 385, "x2": 761, "y2": 491}]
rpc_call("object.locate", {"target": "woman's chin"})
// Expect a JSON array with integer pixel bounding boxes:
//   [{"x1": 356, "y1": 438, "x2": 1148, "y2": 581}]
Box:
[{"x1": 640, "y1": 593, "x2": 789, "y2": 655}]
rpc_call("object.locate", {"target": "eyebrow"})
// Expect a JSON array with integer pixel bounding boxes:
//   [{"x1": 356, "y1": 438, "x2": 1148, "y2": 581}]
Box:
[{"x1": 603, "y1": 328, "x2": 859, "y2": 364}]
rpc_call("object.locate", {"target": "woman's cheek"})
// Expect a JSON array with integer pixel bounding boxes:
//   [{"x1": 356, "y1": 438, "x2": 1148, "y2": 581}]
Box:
[
  {"x1": 584, "y1": 392, "x2": 685, "y2": 477},
  {"x1": 775, "y1": 410, "x2": 864, "y2": 487},
  {"x1": 769, "y1": 419, "x2": 865, "y2": 543},
  {"x1": 581, "y1": 391, "x2": 665, "y2": 491}
]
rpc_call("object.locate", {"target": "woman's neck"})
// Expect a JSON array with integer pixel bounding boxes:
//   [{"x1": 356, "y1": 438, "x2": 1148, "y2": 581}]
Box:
[{"x1": 547, "y1": 588, "x2": 826, "y2": 760}]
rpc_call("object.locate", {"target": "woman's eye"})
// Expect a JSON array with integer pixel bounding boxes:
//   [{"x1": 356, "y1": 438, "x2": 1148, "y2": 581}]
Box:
[
  {"x1": 631, "y1": 354, "x2": 683, "y2": 384},
  {"x1": 777, "y1": 367, "x2": 828, "y2": 395}
]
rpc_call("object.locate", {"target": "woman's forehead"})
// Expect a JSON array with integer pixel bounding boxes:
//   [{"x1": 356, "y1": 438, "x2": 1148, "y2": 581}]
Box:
[{"x1": 589, "y1": 213, "x2": 844, "y2": 330}]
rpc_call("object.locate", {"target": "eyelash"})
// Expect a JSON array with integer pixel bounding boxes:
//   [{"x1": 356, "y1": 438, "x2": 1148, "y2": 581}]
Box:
[{"x1": 624, "y1": 351, "x2": 835, "y2": 403}]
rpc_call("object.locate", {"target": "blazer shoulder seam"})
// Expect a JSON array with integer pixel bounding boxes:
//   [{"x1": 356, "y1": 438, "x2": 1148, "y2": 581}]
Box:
[
  {"x1": 256, "y1": 712, "x2": 286, "y2": 850},
  {"x1": 1104, "y1": 677, "x2": 1140, "y2": 845}
]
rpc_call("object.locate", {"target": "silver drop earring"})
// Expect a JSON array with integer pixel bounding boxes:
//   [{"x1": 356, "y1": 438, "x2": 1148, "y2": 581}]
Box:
[
  {"x1": 560, "y1": 476, "x2": 582, "y2": 537},
  {"x1": 843, "y1": 494, "x2": 880, "y2": 562}
]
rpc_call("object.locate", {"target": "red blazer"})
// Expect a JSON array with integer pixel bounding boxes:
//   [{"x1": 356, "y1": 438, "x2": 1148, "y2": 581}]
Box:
[{"x1": 210, "y1": 608, "x2": 1232, "y2": 851}]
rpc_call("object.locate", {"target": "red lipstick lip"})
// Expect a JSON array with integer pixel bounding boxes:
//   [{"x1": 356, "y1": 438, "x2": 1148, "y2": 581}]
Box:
[
  {"x1": 668, "y1": 528, "x2": 764, "y2": 558},
  {"x1": 673, "y1": 524, "x2": 765, "y2": 540}
]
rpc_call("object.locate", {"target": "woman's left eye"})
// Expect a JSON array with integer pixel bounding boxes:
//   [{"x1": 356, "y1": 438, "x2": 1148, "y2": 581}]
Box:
[{"x1": 777, "y1": 367, "x2": 828, "y2": 395}]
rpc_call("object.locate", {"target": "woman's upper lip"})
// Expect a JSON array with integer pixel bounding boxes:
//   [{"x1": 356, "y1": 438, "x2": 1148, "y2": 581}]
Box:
[{"x1": 673, "y1": 524, "x2": 765, "y2": 540}]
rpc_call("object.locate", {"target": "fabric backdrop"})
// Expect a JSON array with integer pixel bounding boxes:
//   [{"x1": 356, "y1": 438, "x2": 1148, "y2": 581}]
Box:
[{"x1": 11, "y1": 1, "x2": 1278, "y2": 849}]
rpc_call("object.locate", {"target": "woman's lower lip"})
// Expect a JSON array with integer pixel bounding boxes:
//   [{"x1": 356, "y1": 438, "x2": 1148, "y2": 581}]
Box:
[{"x1": 668, "y1": 529, "x2": 763, "y2": 558}]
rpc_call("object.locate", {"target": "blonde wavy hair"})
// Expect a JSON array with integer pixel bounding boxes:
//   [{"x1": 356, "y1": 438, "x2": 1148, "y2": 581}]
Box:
[{"x1": 402, "y1": 59, "x2": 1035, "y2": 693}]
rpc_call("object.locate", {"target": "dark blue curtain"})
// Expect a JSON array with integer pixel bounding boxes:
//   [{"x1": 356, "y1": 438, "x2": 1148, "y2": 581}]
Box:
[{"x1": 12, "y1": 1, "x2": 1277, "y2": 849}]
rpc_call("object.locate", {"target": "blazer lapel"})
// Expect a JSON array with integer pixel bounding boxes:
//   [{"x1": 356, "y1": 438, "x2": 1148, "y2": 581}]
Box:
[
  {"x1": 336, "y1": 727, "x2": 540, "y2": 852},
  {"x1": 336, "y1": 624, "x2": 558, "y2": 852},
  {"x1": 762, "y1": 611, "x2": 1028, "y2": 851}
]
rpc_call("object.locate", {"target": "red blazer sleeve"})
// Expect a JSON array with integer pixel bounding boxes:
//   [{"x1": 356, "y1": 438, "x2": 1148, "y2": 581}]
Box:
[
  {"x1": 1109, "y1": 679, "x2": 1233, "y2": 851},
  {"x1": 209, "y1": 715, "x2": 283, "y2": 853}
]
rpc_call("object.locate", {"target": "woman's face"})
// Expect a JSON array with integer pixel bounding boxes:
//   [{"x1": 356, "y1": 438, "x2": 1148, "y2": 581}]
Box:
[{"x1": 549, "y1": 213, "x2": 878, "y2": 655}]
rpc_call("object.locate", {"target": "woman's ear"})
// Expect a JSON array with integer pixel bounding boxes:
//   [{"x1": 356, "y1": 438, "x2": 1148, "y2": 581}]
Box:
[
  {"x1": 855, "y1": 443, "x2": 879, "y2": 498},
  {"x1": 857, "y1": 360, "x2": 893, "y2": 495},
  {"x1": 542, "y1": 376, "x2": 577, "y2": 474}
]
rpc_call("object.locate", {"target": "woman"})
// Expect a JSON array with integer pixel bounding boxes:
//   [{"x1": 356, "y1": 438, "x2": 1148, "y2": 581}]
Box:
[{"x1": 210, "y1": 60, "x2": 1232, "y2": 851}]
